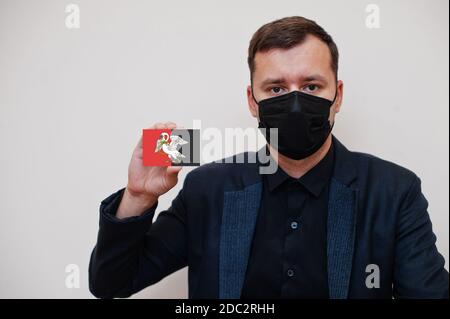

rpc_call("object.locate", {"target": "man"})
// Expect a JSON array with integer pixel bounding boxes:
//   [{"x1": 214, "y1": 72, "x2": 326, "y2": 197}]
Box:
[{"x1": 89, "y1": 16, "x2": 449, "y2": 299}]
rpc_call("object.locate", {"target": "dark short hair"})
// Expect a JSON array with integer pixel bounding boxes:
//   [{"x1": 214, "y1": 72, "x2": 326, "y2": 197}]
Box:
[{"x1": 247, "y1": 16, "x2": 339, "y2": 82}]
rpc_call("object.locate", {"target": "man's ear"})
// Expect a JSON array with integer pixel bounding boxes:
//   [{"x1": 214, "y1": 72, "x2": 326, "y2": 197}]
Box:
[
  {"x1": 247, "y1": 85, "x2": 258, "y2": 118},
  {"x1": 333, "y1": 80, "x2": 344, "y2": 114}
]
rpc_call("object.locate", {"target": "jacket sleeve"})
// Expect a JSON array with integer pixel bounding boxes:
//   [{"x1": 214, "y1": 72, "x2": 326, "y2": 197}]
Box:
[
  {"x1": 393, "y1": 175, "x2": 449, "y2": 299},
  {"x1": 88, "y1": 181, "x2": 189, "y2": 299}
]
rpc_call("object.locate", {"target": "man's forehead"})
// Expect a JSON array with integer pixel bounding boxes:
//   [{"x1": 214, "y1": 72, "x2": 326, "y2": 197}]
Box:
[{"x1": 253, "y1": 36, "x2": 333, "y2": 81}]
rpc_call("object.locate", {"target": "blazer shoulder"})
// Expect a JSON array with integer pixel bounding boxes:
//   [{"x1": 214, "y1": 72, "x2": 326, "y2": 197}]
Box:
[{"x1": 351, "y1": 150, "x2": 420, "y2": 188}]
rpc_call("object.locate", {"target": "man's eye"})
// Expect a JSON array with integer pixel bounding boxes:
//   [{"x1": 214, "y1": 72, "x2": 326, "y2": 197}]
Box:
[
  {"x1": 270, "y1": 87, "x2": 284, "y2": 94},
  {"x1": 304, "y1": 84, "x2": 319, "y2": 93}
]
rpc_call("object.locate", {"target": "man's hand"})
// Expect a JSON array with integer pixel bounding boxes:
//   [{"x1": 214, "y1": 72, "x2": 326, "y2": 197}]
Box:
[{"x1": 116, "y1": 122, "x2": 182, "y2": 219}]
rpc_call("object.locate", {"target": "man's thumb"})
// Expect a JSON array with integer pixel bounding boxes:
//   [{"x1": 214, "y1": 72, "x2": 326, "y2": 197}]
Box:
[{"x1": 166, "y1": 166, "x2": 183, "y2": 176}]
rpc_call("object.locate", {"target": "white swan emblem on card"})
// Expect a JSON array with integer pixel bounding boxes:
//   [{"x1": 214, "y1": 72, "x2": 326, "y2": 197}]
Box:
[{"x1": 154, "y1": 132, "x2": 188, "y2": 164}]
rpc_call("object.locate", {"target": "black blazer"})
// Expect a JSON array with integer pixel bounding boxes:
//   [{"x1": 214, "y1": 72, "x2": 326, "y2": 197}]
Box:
[{"x1": 89, "y1": 135, "x2": 449, "y2": 298}]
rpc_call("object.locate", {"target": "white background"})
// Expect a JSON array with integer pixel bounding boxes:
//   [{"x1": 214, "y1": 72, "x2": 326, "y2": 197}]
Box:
[{"x1": 0, "y1": 0, "x2": 448, "y2": 298}]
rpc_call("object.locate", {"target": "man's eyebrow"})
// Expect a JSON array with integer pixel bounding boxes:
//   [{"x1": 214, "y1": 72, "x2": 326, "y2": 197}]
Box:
[
  {"x1": 304, "y1": 74, "x2": 328, "y2": 83},
  {"x1": 260, "y1": 78, "x2": 285, "y2": 87},
  {"x1": 259, "y1": 74, "x2": 328, "y2": 87}
]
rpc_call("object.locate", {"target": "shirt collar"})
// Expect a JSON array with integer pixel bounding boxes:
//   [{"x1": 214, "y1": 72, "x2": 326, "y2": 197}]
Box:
[{"x1": 265, "y1": 140, "x2": 335, "y2": 197}]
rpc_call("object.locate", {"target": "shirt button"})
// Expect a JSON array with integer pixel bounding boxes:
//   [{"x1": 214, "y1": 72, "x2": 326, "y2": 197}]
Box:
[
  {"x1": 290, "y1": 221, "x2": 299, "y2": 230},
  {"x1": 287, "y1": 269, "x2": 295, "y2": 277}
]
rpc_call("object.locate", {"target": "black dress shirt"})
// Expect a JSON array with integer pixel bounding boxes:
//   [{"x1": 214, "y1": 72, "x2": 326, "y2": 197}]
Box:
[{"x1": 241, "y1": 141, "x2": 335, "y2": 298}]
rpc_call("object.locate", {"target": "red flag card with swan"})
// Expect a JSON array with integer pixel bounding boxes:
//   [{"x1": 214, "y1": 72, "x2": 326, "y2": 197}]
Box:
[{"x1": 142, "y1": 129, "x2": 200, "y2": 166}]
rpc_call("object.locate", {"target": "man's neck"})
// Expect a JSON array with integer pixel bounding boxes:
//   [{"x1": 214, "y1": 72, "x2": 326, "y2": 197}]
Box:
[{"x1": 269, "y1": 135, "x2": 333, "y2": 179}]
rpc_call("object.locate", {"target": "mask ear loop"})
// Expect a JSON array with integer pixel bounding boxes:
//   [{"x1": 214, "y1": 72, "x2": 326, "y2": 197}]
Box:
[
  {"x1": 328, "y1": 83, "x2": 339, "y2": 132},
  {"x1": 251, "y1": 79, "x2": 271, "y2": 156},
  {"x1": 250, "y1": 79, "x2": 259, "y2": 104},
  {"x1": 330, "y1": 85, "x2": 338, "y2": 105},
  {"x1": 312, "y1": 83, "x2": 339, "y2": 132}
]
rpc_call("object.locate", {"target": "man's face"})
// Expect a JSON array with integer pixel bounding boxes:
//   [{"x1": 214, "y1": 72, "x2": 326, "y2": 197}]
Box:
[{"x1": 247, "y1": 34, "x2": 343, "y2": 125}]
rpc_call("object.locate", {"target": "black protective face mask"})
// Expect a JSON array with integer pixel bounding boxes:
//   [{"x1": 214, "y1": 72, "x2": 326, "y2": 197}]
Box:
[{"x1": 253, "y1": 88, "x2": 337, "y2": 160}]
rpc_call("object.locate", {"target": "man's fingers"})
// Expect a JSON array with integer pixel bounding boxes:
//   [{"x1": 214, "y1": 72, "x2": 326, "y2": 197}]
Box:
[
  {"x1": 136, "y1": 136, "x2": 143, "y2": 149},
  {"x1": 165, "y1": 122, "x2": 177, "y2": 130},
  {"x1": 154, "y1": 122, "x2": 166, "y2": 129},
  {"x1": 147, "y1": 122, "x2": 177, "y2": 130},
  {"x1": 166, "y1": 166, "x2": 182, "y2": 175}
]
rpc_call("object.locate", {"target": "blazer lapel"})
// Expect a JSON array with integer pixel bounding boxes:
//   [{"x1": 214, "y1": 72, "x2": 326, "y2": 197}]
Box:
[
  {"x1": 219, "y1": 182, "x2": 263, "y2": 299},
  {"x1": 327, "y1": 178, "x2": 358, "y2": 298},
  {"x1": 327, "y1": 135, "x2": 359, "y2": 299}
]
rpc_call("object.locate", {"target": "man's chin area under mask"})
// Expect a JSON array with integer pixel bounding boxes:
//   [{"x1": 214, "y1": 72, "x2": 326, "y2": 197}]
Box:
[{"x1": 266, "y1": 132, "x2": 333, "y2": 163}]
